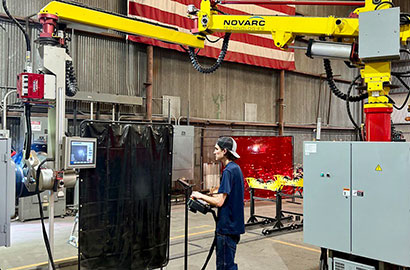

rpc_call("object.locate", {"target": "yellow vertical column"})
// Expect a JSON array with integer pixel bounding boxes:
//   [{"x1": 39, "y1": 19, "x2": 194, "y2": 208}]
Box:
[{"x1": 361, "y1": 62, "x2": 392, "y2": 109}]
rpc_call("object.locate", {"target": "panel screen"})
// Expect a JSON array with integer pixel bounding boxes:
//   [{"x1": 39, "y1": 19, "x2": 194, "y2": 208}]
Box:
[{"x1": 70, "y1": 141, "x2": 95, "y2": 166}]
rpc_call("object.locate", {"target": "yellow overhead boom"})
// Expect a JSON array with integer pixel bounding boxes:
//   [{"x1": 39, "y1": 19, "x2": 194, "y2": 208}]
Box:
[{"x1": 39, "y1": 1, "x2": 204, "y2": 48}]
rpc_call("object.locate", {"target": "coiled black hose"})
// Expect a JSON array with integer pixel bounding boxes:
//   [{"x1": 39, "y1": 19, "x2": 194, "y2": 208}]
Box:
[
  {"x1": 324, "y1": 59, "x2": 368, "y2": 102},
  {"x1": 66, "y1": 60, "x2": 78, "y2": 97},
  {"x1": 188, "y1": 33, "x2": 231, "y2": 74}
]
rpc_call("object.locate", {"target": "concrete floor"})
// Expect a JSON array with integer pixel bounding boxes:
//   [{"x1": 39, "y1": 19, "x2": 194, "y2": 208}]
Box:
[{"x1": 0, "y1": 199, "x2": 321, "y2": 270}]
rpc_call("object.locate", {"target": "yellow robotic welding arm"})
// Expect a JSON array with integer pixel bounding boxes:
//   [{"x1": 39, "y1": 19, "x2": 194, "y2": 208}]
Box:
[
  {"x1": 189, "y1": 0, "x2": 410, "y2": 142},
  {"x1": 38, "y1": 0, "x2": 204, "y2": 48}
]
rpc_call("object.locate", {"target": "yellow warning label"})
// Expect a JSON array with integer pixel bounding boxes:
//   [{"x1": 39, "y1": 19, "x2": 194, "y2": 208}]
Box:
[{"x1": 375, "y1": 165, "x2": 382, "y2": 171}]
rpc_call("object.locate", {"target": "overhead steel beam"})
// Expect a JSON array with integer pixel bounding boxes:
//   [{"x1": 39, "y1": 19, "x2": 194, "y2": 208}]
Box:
[{"x1": 67, "y1": 91, "x2": 143, "y2": 106}]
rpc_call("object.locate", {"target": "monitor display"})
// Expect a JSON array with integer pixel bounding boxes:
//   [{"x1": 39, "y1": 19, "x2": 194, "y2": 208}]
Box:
[{"x1": 70, "y1": 141, "x2": 95, "y2": 166}]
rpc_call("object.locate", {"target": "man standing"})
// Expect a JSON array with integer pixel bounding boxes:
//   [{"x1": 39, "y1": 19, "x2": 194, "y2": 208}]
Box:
[{"x1": 191, "y1": 137, "x2": 245, "y2": 270}]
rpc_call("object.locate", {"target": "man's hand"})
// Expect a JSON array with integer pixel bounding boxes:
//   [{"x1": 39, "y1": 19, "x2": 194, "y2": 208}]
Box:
[
  {"x1": 191, "y1": 191, "x2": 204, "y2": 200},
  {"x1": 191, "y1": 191, "x2": 227, "y2": 207}
]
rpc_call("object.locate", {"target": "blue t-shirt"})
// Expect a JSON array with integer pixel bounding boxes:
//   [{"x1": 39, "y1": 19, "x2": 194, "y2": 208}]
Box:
[{"x1": 217, "y1": 161, "x2": 245, "y2": 235}]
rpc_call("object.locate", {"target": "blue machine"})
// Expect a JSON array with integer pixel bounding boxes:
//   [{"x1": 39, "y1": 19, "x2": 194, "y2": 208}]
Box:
[{"x1": 13, "y1": 141, "x2": 47, "y2": 198}]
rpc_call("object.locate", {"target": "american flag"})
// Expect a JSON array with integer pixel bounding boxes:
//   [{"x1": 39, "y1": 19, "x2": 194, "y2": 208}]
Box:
[{"x1": 128, "y1": 0, "x2": 296, "y2": 70}]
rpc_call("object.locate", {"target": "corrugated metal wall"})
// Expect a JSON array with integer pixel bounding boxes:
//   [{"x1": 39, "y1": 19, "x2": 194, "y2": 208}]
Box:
[
  {"x1": 0, "y1": 20, "x2": 29, "y2": 105},
  {"x1": 1, "y1": 0, "x2": 144, "y2": 112},
  {"x1": 154, "y1": 45, "x2": 361, "y2": 125},
  {"x1": 154, "y1": 48, "x2": 278, "y2": 121},
  {"x1": 74, "y1": 32, "x2": 145, "y2": 97}
]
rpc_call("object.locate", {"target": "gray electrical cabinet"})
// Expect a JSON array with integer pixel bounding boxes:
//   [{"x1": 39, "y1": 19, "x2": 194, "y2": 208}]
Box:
[
  {"x1": 172, "y1": 126, "x2": 195, "y2": 185},
  {"x1": 304, "y1": 142, "x2": 410, "y2": 267},
  {"x1": 0, "y1": 138, "x2": 15, "y2": 247},
  {"x1": 359, "y1": 8, "x2": 400, "y2": 61},
  {"x1": 18, "y1": 190, "x2": 66, "y2": 221}
]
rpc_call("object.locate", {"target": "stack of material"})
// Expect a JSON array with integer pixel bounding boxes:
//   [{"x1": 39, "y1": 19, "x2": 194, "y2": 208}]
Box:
[{"x1": 203, "y1": 163, "x2": 221, "y2": 191}]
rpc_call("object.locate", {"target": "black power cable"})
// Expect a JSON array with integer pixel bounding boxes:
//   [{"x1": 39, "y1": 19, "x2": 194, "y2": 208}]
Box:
[
  {"x1": 400, "y1": 13, "x2": 410, "y2": 25},
  {"x1": 205, "y1": 36, "x2": 223, "y2": 44},
  {"x1": 391, "y1": 75, "x2": 410, "y2": 110},
  {"x1": 188, "y1": 33, "x2": 231, "y2": 74},
  {"x1": 24, "y1": 104, "x2": 32, "y2": 160},
  {"x1": 2, "y1": 0, "x2": 31, "y2": 53},
  {"x1": 35, "y1": 158, "x2": 56, "y2": 270},
  {"x1": 346, "y1": 75, "x2": 363, "y2": 141},
  {"x1": 324, "y1": 59, "x2": 368, "y2": 102},
  {"x1": 374, "y1": 1, "x2": 395, "y2": 10},
  {"x1": 5, "y1": 0, "x2": 33, "y2": 161}
]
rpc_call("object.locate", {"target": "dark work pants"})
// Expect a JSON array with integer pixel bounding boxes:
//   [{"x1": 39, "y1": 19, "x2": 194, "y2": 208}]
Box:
[{"x1": 216, "y1": 233, "x2": 240, "y2": 270}]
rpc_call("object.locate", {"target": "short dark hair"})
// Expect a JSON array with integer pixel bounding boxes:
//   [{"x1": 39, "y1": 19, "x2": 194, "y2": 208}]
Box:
[{"x1": 224, "y1": 149, "x2": 238, "y2": 161}]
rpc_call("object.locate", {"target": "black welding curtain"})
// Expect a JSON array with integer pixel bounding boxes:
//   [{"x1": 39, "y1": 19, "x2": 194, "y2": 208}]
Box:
[{"x1": 79, "y1": 122, "x2": 173, "y2": 270}]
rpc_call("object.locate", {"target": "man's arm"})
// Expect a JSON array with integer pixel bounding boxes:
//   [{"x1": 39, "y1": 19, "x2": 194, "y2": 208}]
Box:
[{"x1": 191, "y1": 191, "x2": 227, "y2": 207}]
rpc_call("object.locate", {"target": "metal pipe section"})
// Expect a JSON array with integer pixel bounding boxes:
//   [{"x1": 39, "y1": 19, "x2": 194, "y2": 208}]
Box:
[
  {"x1": 288, "y1": 45, "x2": 307, "y2": 50},
  {"x1": 316, "y1": 117, "x2": 321, "y2": 141},
  {"x1": 306, "y1": 41, "x2": 354, "y2": 61},
  {"x1": 49, "y1": 84, "x2": 66, "y2": 268},
  {"x1": 41, "y1": 46, "x2": 69, "y2": 268},
  {"x1": 187, "y1": 100, "x2": 190, "y2": 125},
  {"x1": 278, "y1": 70, "x2": 285, "y2": 136},
  {"x1": 146, "y1": 45, "x2": 153, "y2": 121},
  {"x1": 316, "y1": 75, "x2": 324, "y2": 122},
  {"x1": 73, "y1": 100, "x2": 78, "y2": 136},
  {"x1": 218, "y1": 1, "x2": 365, "y2": 6},
  {"x1": 49, "y1": 190, "x2": 55, "y2": 270},
  {"x1": 2, "y1": 90, "x2": 16, "y2": 130},
  {"x1": 177, "y1": 116, "x2": 183, "y2": 125},
  {"x1": 168, "y1": 99, "x2": 171, "y2": 124},
  {"x1": 1, "y1": 25, "x2": 10, "y2": 96},
  {"x1": 90, "y1": 102, "x2": 94, "y2": 120}
]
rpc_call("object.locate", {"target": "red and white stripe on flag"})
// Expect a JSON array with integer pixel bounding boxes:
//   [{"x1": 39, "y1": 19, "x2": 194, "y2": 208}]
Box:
[{"x1": 127, "y1": 0, "x2": 296, "y2": 70}]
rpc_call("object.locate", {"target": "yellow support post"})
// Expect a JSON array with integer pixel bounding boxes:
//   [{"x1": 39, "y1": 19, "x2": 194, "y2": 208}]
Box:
[{"x1": 361, "y1": 62, "x2": 392, "y2": 108}]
